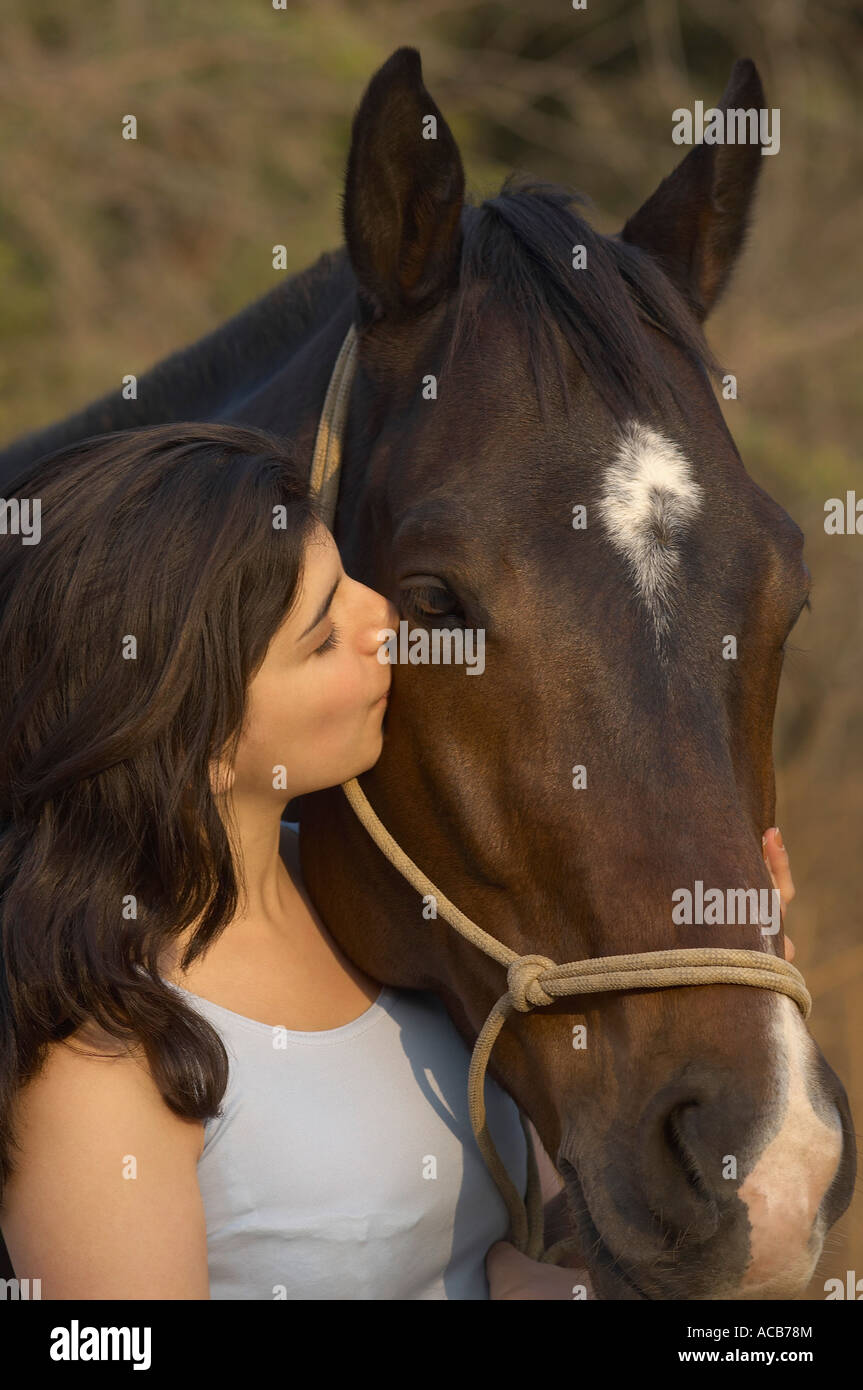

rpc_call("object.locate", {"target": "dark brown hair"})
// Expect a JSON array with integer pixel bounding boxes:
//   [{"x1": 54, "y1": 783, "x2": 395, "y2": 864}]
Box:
[{"x1": 0, "y1": 421, "x2": 321, "y2": 1199}]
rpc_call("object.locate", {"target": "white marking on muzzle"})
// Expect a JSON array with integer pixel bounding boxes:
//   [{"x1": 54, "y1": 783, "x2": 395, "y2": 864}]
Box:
[
  {"x1": 737, "y1": 995, "x2": 844, "y2": 1297},
  {"x1": 598, "y1": 422, "x2": 703, "y2": 641}
]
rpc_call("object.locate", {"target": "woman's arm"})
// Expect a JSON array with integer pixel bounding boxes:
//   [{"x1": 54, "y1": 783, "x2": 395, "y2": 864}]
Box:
[{"x1": 0, "y1": 1031, "x2": 210, "y2": 1299}]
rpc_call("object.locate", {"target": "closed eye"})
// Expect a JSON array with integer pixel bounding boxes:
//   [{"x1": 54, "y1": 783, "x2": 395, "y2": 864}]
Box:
[{"x1": 314, "y1": 624, "x2": 342, "y2": 655}]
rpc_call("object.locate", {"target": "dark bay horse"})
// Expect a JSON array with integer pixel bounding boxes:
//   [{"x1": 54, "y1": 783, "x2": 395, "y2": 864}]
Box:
[{"x1": 0, "y1": 48, "x2": 854, "y2": 1299}]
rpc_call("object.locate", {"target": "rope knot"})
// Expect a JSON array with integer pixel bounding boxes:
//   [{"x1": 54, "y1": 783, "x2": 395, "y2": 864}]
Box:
[{"x1": 507, "y1": 954, "x2": 557, "y2": 1012}]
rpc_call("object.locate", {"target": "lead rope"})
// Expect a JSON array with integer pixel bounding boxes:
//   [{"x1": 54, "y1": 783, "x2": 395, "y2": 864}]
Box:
[
  {"x1": 339, "y1": 778, "x2": 811, "y2": 1263},
  {"x1": 309, "y1": 324, "x2": 813, "y2": 1267}
]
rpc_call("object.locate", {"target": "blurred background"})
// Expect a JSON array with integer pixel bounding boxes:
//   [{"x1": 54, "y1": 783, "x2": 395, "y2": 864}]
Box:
[{"x1": 1, "y1": 0, "x2": 860, "y2": 1298}]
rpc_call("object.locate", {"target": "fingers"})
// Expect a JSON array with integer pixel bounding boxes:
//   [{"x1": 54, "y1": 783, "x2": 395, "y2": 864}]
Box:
[
  {"x1": 486, "y1": 1240, "x2": 594, "y2": 1300},
  {"x1": 762, "y1": 826, "x2": 795, "y2": 917},
  {"x1": 763, "y1": 826, "x2": 796, "y2": 958}
]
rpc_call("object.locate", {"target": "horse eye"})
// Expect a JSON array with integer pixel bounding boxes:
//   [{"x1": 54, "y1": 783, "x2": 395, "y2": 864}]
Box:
[
  {"x1": 781, "y1": 592, "x2": 811, "y2": 651},
  {"x1": 399, "y1": 576, "x2": 463, "y2": 626}
]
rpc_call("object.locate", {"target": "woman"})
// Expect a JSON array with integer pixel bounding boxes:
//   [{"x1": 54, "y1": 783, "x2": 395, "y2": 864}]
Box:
[{"x1": 0, "y1": 421, "x2": 796, "y2": 1300}]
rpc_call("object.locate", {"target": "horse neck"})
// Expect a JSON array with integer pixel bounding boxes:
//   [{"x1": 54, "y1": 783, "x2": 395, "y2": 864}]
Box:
[{"x1": 0, "y1": 247, "x2": 354, "y2": 487}]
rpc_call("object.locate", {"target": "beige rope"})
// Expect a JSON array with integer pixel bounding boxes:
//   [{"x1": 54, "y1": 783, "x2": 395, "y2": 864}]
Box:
[
  {"x1": 340, "y1": 775, "x2": 810, "y2": 1262},
  {"x1": 310, "y1": 327, "x2": 813, "y2": 1268}
]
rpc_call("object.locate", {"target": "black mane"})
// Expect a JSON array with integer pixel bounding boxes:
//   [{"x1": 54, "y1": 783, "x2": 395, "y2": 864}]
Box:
[
  {"x1": 0, "y1": 177, "x2": 719, "y2": 485},
  {"x1": 445, "y1": 175, "x2": 718, "y2": 420},
  {"x1": 0, "y1": 246, "x2": 353, "y2": 484}
]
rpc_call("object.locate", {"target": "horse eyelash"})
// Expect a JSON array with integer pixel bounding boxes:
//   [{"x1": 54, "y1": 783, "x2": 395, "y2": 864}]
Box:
[
  {"x1": 782, "y1": 595, "x2": 813, "y2": 655},
  {"x1": 314, "y1": 624, "x2": 342, "y2": 655}
]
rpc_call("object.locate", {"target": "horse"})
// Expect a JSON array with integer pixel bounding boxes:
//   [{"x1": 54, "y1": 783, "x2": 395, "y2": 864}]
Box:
[{"x1": 0, "y1": 47, "x2": 855, "y2": 1300}]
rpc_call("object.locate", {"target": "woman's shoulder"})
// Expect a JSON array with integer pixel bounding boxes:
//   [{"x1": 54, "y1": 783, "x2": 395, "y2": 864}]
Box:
[
  {"x1": 3, "y1": 1026, "x2": 204, "y2": 1187},
  {"x1": 0, "y1": 1026, "x2": 208, "y2": 1296}
]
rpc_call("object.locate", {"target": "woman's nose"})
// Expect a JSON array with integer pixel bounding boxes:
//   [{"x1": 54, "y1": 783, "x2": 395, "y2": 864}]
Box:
[
  {"x1": 360, "y1": 589, "x2": 398, "y2": 655},
  {"x1": 374, "y1": 599, "x2": 399, "y2": 658}
]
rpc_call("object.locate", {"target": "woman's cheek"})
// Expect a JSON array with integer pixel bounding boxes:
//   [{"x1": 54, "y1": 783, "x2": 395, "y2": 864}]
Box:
[{"x1": 314, "y1": 656, "x2": 369, "y2": 721}]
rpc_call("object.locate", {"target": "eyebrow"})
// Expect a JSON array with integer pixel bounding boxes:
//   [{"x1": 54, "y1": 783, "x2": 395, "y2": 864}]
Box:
[{"x1": 298, "y1": 576, "x2": 340, "y2": 641}]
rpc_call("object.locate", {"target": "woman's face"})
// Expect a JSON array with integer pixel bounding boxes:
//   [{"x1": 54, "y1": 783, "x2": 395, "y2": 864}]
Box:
[{"x1": 227, "y1": 522, "x2": 399, "y2": 803}]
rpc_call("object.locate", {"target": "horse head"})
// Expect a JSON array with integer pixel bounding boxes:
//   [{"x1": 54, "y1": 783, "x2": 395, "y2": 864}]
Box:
[{"x1": 300, "y1": 48, "x2": 856, "y2": 1300}]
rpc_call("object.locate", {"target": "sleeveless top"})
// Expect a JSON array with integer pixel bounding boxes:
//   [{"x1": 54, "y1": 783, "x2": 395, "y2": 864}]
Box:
[{"x1": 165, "y1": 825, "x2": 528, "y2": 1300}]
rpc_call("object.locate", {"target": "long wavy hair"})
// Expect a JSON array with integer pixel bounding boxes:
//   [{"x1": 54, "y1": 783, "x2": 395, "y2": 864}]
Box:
[{"x1": 0, "y1": 421, "x2": 321, "y2": 1200}]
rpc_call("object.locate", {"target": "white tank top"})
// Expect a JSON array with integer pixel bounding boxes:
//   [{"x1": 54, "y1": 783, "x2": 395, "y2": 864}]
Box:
[{"x1": 165, "y1": 828, "x2": 528, "y2": 1300}]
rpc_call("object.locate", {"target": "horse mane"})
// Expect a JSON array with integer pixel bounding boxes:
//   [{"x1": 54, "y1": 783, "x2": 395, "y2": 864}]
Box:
[
  {"x1": 0, "y1": 246, "x2": 354, "y2": 482},
  {"x1": 133, "y1": 244, "x2": 354, "y2": 417},
  {"x1": 446, "y1": 174, "x2": 719, "y2": 420},
  {"x1": 1, "y1": 175, "x2": 720, "y2": 481}
]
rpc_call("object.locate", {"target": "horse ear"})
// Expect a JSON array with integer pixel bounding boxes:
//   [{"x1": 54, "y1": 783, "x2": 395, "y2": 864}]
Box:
[
  {"x1": 342, "y1": 47, "x2": 465, "y2": 324},
  {"x1": 620, "y1": 59, "x2": 767, "y2": 322}
]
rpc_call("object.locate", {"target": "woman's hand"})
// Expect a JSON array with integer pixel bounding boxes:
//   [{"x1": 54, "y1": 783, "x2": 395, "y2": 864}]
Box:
[
  {"x1": 486, "y1": 1240, "x2": 594, "y2": 1300},
  {"x1": 762, "y1": 826, "x2": 796, "y2": 961}
]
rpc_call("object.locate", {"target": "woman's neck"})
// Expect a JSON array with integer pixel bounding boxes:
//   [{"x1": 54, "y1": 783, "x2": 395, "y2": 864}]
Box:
[{"x1": 161, "y1": 793, "x2": 305, "y2": 983}]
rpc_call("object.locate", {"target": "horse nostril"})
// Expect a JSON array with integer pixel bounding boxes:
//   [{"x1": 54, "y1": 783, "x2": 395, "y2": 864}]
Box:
[
  {"x1": 663, "y1": 1101, "x2": 718, "y2": 1205},
  {"x1": 636, "y1": 1076, "x2": 737, "y2": 1241}
]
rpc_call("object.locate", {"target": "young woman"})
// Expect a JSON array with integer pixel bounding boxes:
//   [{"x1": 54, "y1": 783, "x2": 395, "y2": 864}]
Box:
[{"x1": 0, "y1": 421, "x2": 796, "y2": 1301}]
